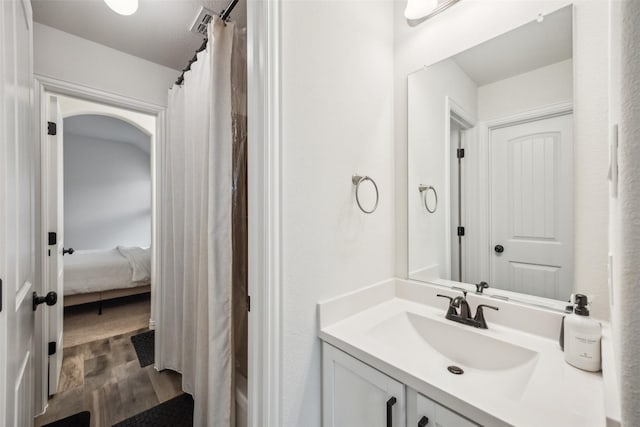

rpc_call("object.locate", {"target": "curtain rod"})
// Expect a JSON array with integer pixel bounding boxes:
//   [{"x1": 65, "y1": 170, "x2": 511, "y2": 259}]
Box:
[{"x1": 175, "y1": 0, "x2": 240, "y2": 86}]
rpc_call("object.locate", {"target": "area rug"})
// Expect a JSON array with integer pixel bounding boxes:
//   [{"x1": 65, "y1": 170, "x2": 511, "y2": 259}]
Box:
[
  {"x1": 112, "y1": 394, "x2": 193, "y2": 427},
  {"x1": 42, "y1": 411, "x2": 90, "y2": 427},
  {"x1": 130, "y1": 330, "x2": 154, "y2": 368}
]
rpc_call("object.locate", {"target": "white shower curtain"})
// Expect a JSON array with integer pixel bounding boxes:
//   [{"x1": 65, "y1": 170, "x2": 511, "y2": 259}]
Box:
[{"x1": 161, "y1": 17, "x2": 235, "y2": 426}]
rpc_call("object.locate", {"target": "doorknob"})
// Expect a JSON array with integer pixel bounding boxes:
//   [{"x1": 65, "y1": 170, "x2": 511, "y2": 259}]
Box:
[
  {"x1": 33, "y1": 291, "x2": 57, "y2": 311},
  {"x1": 63, "y1": 247, "x2": 75, "y2": 256},
  {"x1": 494, "y1": 244, "x2": 504, "y2": 253}
]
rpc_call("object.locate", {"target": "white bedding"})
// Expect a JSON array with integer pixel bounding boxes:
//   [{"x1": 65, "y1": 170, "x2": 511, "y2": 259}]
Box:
[
  {"x1": 64, "y1": 247, "x2": 151, "y2": 296},
  {"x1": 117, "y1": 246, "x2": 151, "y2": 282}
]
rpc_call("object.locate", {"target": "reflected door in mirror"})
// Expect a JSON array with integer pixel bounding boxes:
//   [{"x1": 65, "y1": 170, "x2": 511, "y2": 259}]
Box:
[{"x1": 490, "y1": 114, "x2": 573, "y2": 300}]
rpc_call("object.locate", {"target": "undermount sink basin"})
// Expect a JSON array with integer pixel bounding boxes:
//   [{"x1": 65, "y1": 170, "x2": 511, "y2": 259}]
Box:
[{"x1": 366, "y1": 311, "x2": 538, "y2": 372}]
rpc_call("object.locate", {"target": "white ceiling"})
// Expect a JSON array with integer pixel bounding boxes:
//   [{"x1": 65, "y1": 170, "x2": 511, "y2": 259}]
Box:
[
  {"x1": 32, "y1": 0, "x2": 246, "y2": 70},
  {"x1": 64, "y1": 114, "x2": 151, "y2": 153},
  {"x1": 452, "y1": 6, "x2": 572, "y2": 86}
]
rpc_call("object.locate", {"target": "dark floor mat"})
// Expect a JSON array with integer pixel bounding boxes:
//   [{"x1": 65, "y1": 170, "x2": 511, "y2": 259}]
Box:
[
  {"x1": 131, "y1": 330, "x2": 154, "y2": 367},
  {"x1": 43, "y1": 411, "x2": 91, "y2": 427},
  {"x1": 112, "y1": 394, "x2": 194, "y2": 427}
]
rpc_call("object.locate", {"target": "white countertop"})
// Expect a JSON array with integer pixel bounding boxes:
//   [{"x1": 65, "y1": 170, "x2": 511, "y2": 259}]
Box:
[{"x1": 318, "y1": 278, "x2": 620, "y2": 427}]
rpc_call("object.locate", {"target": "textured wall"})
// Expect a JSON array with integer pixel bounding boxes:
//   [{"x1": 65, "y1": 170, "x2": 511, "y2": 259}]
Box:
[
  {"x1": 615, "y1": 0, "x2": 640, "y2": 423},
  {"x1": 279, "y1": 2, "x2": 395, "y2": 425}
]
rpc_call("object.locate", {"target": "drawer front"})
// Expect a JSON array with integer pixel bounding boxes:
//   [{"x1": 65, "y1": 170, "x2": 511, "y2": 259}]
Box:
[{"x1": 408, "y1": 389, "x2": 479, "y2": 427}]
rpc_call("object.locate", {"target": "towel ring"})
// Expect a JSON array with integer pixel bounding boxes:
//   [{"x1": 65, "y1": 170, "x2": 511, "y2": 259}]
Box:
[
  {"x1": 418, "y1": 185, "x2": 438, "y2": 213},
  {"x1": 352, "y1": 174, "x2": 379, "y2": 214}
]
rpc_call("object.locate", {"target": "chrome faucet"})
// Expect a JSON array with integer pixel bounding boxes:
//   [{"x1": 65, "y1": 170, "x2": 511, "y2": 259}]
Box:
[{"x1": 437, "y1": 290, "x2": 499, "y2": 329}]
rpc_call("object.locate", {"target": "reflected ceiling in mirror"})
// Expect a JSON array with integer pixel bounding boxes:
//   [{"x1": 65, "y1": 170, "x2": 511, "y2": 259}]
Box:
[{"x1": 407, "y1": 6, "x2": 574, "y2": 303}]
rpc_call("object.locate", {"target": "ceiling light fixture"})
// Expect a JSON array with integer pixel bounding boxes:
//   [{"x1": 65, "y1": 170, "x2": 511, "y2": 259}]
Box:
[
  {"x1": 104, "y1": 0, "x2": 138, "y2": 16},
  {"x1": 405, "y1": 0, "x2": 461, "y2": 21}
]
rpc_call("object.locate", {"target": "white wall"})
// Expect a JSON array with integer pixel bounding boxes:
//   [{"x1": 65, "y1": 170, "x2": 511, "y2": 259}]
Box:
[
  {"x1": 58, "y1": 95, "x2": 156, "y2": 134},
  {"x1": 478, "y1": 58, "x2": 573, "y2": 120},
  {"x1": 34, "y1": 23, "x2": 177, "y2": 106},
  {"x1": 610, "y1": 0, "x2": 640, "y2": 423},
  {"x1": 279, "y1": 1, "x2": 395, "y2": 425},
  {"x1": 572, "y1": 1, "x2": 610, "y2": 319},
  {"x1": 64, "y1": 131, "x2": 151, "y2": 250},
  {"x1": 394, "y1": 0, "x2": 611, "y2": 319},
  {"x1": 608, "y1": 0, "x2": 622, "y2": 393},
  {"x1": 407, "y1": 59, "x2": 477, "y2": 281}
]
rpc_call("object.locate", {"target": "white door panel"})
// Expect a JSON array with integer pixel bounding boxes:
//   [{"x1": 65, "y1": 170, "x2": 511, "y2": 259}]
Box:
[
  {"x1": 490, "y1": 114, "x2": 573, "y2": 300},
  {"x1": 1, "y1": 0, "x2": 37, "y2": 425}
]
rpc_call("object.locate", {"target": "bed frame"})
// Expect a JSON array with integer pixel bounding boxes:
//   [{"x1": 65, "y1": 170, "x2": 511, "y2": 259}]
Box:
[{"x1": 64, "y1": 284, "x2": 151, "y2": 314}]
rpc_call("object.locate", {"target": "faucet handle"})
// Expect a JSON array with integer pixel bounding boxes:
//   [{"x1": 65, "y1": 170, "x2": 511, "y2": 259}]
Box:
[
  {"x1": 477, "y1": 304, "x2": 499, "y2": 311},
  {"x1": 475, "y1": 281, "x2": 489, "y2": 294},
  {"x1": 436, "y1": 294, "x2": 457, "y2": 318},
  {"x1": 473, "y1": 304, "x2": 499, "y2": 329}
]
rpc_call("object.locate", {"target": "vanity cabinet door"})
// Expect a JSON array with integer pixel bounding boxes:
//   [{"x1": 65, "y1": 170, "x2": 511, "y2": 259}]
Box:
[
  {"x1": 407, "y1": 388, "x2": 479, "y2": 427},
  {"x1": 322, "y1": 343, "x2": 405, "y2": 427}
]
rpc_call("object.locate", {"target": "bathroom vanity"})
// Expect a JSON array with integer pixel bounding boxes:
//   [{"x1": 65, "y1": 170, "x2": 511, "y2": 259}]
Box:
[{"x1": 318, "y1": 279, "x2": 619, "y2": 427}]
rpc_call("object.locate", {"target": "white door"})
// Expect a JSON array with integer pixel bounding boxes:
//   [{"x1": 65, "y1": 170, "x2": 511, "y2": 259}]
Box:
[
  {"x1": 322, "y1": 343, "x2": 405, "y2": 427},
  {"x1": 46, "y1": 94, "x2": 65, "y2": 395},
  {"x1": 0, "y1": 0, "x2": 38, "y2": 424},
  {"x1": 490, "y1": 113, "x2": 573, "y2": 300}
]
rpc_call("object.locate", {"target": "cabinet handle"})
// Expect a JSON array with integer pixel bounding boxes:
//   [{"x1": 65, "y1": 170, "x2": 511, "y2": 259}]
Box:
[
  {"x1": 386, "y1": 397, "x2": 397, "y2": 427},
  {"x1": 418, "y1": 416, "x2": 429, "y2": 426}
]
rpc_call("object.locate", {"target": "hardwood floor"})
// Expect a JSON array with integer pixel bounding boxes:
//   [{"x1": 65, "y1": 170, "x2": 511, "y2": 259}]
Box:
[
  {"x1": 36, "y1": 329, "x2": 183, "y2": 427},
  {"x1": 64, "y1": 294, "x2": 151, "y2": 348},
  {"x1": 36, "y1": 296, "x2": 184, "y2": 427}
]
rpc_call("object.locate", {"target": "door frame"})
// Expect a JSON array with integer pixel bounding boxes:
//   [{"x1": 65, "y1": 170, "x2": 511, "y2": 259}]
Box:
[
  {"x1": 33, "y1": 76, "x2": 165, "y2": 415},
  {"x1": 483, "y1": 101, "x2": 573, "y2": 286},
  {"x1": 445, "y1": 96, "x2": 476, "y2": 282},
  {"x1": 247, "y1": 0, "x2": 283, "y2": 424}
]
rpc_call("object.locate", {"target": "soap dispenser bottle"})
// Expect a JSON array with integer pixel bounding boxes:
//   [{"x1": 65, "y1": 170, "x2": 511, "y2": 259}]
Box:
[{"x1": 564, "y1": 294, "x2": 602, "y2": 372}]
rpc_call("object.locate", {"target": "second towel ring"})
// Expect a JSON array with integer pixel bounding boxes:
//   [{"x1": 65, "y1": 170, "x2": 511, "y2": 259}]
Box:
[
  {"x1": 418, "y1": 185, "x2": 438, "y2": 213},
  {"x1": 352, "y1": 174, "x2": 379, "y2": 214}
]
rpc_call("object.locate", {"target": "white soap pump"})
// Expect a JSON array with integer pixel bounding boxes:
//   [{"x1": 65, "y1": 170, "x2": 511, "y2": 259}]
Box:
[{"x1": 562, "y1": 294, "x2": 602, "y2": 372}]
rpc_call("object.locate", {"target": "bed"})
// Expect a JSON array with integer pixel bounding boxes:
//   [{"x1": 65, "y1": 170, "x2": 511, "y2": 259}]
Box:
[{"x1": 64, "y1": 246, "x2": 151, "y2": 310}]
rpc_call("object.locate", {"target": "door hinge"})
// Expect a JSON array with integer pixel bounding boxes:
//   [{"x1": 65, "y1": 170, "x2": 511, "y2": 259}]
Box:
[
  {"x1": 0, "y1": 278, "x2": 2, "y2": 312},
  {"x1": 48, "y1": 341, "x2": 56, "y2": 356},
  {"x1": 247, "y1": 295, "x2": 251, "y2": 312},
  {"x1": 457, "y1": 226, "x2": 465, "y2": 237},
  {"x1": 48, "y1": 232, "x2": 57, "y2": 245},
  {"x1": 47, "y1": 121, "x2": 57, "y2": 136},
  {"x1": 457, "y1": 148, "x2": 465, "y2": 159}
]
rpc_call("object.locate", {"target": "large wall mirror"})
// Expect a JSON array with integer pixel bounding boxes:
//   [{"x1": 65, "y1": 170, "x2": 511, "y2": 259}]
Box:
[{"x1": 408, "y1": 6, "x2": 574, "y2": 304}]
